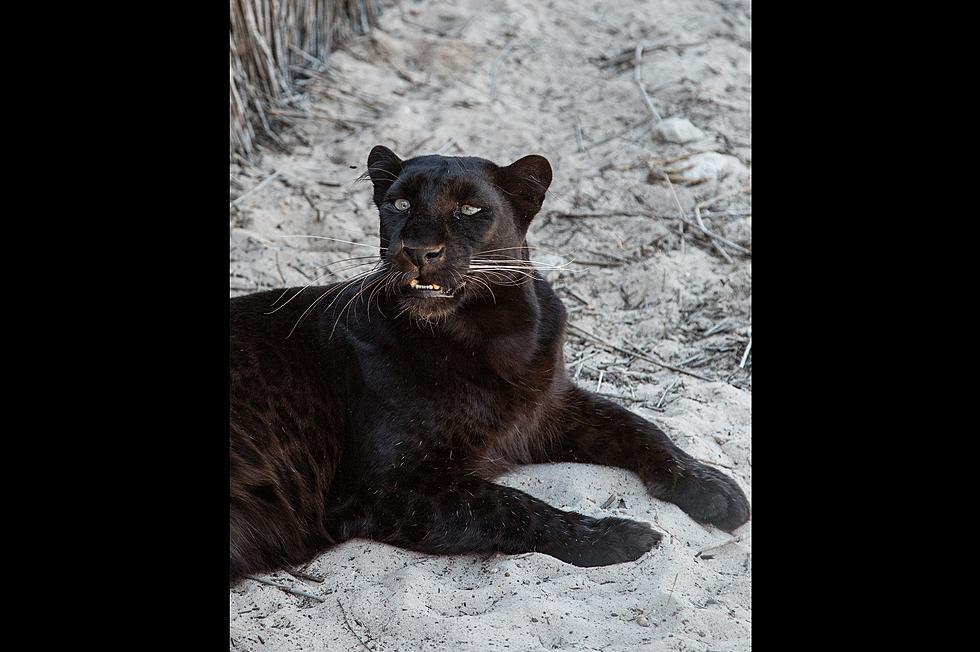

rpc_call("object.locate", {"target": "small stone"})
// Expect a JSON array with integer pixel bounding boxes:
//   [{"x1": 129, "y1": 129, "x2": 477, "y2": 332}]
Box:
[
  {"x1": 652, "y1": 117, "x2": 705, "y2": 143},
  {"x1": 675, "y1": 152, "x2": 749, "y2": 183},
  {"x1": 504, "y1": 571, "x2": 511, "y2": 577}
]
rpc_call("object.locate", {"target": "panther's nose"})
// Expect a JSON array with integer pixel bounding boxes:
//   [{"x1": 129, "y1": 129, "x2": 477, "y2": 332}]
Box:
[{"x1": 400, "y1": 242, "x2": 445, "y2": 268}]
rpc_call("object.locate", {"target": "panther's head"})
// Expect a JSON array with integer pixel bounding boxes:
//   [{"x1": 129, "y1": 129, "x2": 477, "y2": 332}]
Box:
[{"x1": 367, "y1": 145, "x2": 552, "y2": 322}]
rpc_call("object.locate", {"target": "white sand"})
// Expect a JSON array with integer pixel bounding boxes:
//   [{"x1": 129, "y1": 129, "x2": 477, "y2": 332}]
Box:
[{"x1": 230, "y1": 0, "x2": 752, "y2": 649}]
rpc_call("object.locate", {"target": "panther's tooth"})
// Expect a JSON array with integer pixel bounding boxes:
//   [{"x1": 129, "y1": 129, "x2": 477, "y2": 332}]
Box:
[{"x1": 409, "y1": 279, "x2": 418, "y2": 287}]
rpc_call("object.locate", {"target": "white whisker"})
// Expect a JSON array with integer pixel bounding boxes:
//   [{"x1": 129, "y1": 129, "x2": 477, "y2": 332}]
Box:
[
  {"x1": 278, "y1": 234, "x2": 384, "y2": 250},
  {"x1": 283, "y1": 266, "x2": 385, "y2": 338},
  {"x1": 267, "y1": 260, "x2": 382, "y2": 314}
]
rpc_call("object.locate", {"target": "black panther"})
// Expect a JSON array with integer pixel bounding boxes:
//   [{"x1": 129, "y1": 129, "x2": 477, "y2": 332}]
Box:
[{"x1": 229, "y1": 145, "x2": 750, "y2": 581}]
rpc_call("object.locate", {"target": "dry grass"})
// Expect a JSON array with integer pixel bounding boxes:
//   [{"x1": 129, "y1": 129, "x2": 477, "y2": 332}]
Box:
[{"x1": 230, "y1": 0, "x2": 383, "y2": 160}]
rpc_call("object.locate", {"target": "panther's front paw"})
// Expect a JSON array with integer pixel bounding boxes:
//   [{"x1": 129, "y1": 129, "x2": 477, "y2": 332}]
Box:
[
  {"x1": 541, "y1": 517, "x2": 663, "y2": 567},
  {"x1": 656, "y1": 463, "x2": 750, "y2": 532}
]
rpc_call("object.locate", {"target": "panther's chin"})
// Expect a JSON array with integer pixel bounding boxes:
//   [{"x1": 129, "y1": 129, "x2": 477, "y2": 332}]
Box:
[{"x1": 397, "y1": 296, "x2": 459, "y2": 322}]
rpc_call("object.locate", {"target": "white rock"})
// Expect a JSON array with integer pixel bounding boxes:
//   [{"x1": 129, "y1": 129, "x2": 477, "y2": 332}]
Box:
[
  {"x1": 675, "y1": 152, "x2": 749, "y2": 183},
  {"x1": 653, "y1": 117, "x2": 705, "y2": 143}
]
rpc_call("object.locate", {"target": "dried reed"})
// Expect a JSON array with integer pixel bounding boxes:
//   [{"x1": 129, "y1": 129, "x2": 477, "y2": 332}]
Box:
[{"x1": 230, "y1": 0, "x2": 382, "y2": 159}]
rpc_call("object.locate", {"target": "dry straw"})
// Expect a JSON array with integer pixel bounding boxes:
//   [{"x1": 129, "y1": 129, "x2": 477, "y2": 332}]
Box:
[{"x1": 230, "y1": 0, "x2": 382, "y2": 160}]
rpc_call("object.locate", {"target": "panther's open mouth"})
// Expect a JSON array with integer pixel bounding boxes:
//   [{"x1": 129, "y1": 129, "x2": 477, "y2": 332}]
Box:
[{"x1": 403, "y1": 278, "x2": 462, "y2": 299}]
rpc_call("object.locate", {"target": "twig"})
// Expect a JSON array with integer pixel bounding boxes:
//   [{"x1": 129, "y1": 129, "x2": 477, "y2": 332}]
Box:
[
  {"x1": 585, "y1": 115, "x2": 656, "y2": 150},
  {"x1": 231, "y1": 227, "x2": 277, "y2": 247},
  {"x1": 696, "y1": 94, "x2": 749, "y2": 111},
  {"x1": 286, "y1": 568, "x2": 324, "y2": 583},
  {"x1": 647, "y1": 152, "x2": 698, "y2": 167},
  {"x1": 274, "y1": 251, "x2": 286, "y2": 285},
  {"x1": 695, "y1": 186, "x2": 751, "y2": 212},
  {"x1": 435, "y1": 138, "x2": 457, "y2": 155},
  {"x1": 683, "y1": 216, "x2": 751, "y2": 255},
  {"x1": 633, "y1": 45, "x2": 663, "y2": 122},
  {"x1": 653, "y1": 512, "x2": 676, "y2": 539},
  {"x1": 230, "y1": 169, "x2": 280, "y2": 207},
  {"x1": 287, "y1": 263, "x2": 312, "y2": 282},
  {"x1": 703, "y1": 318, "x2": 737, "y2": 338},
  {"x1": 337, "y1": 597, "x2": 373, "y2": 651},
  {"x1": 694, "y1": 204, "x2": 734, "y2": 263},
  {"x1": 399, "y1": 13, "x2": 451, "y2": 36},
  {"x1": 572, "y1": 350, "x2": 601, "y2": 380},
  {"x1": 656, "y1": 379, "x2": 679, "y2": 409},
  {"x1": 559, "y1": 286, "x2": 592, "y2": 306},
  {"x1": 575, "y1": 259, "x2": 626, "y2": 268},
  {"x1": 399, "y1": 9, "x2": 474, "y2": 39},
  {"x1": 652, "y1": 210, "x2": 752, "y2": 257},
  {"x1": 660, "y1": 172, "x2": 690, "y2": 252},
  {"x1": 586, "y1": 249, "x2": 630, "y2": 263},
  {"x1": 596, "y1": 40, "x2": 710, "y2": 70},
  {"x1": 660, "y1": 180, "x2": 751, "y2": 257},
  {"x1": 566, "y1": 323, "x2": 716, "y2": 382},
  {"x1": 245, "y1": 575, "x2": 325, "y2": 602},
  {"x1": 695, "y1": 535, "x2": 745, "y2": 558},
  {"x1": 695, "y1": 185, "x2": 752, "y2": 261},
  {"x1": 739, "y1": 337, "x2": 752, "y2": 369},
  {"x1": 595, "y1": 391, "x2": 665, "y2": 410},
  {"x1": 548, "y1": 210, "x2": 663, "y2": 219},
  {"x1": 664, "y1": 572, "x2": 679, "y2": 609},
  {"x1": 299, "y1": 187, "x2": 323, "y2": 222},
  {"x1": 700, "y1": 209, "x2": 752, "y2": 219}
]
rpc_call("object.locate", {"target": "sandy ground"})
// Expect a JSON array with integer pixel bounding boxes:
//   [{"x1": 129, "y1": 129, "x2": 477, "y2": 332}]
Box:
[{"x1": 229, "y1": 0, "x2": 752, "y2": 649}]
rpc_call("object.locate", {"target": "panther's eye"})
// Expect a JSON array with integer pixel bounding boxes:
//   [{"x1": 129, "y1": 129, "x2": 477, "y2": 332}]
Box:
[
  {"x1": 394, "y1": 199, "x2": 410, "y2": 211},
  {"x1": 460, "y1": 204, "x2": 481, "y2": 216}
]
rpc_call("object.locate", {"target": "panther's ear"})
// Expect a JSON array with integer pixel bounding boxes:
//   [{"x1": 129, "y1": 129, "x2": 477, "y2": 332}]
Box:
[
  {"x1": 367, "y1": 145, "x2": 404, "y2": 208},
  {"x1": 495, "y1": 154, "x2": 553, "y2": 227}
]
